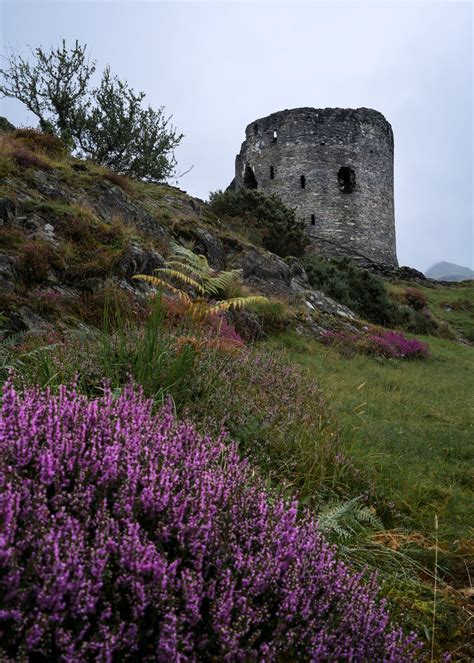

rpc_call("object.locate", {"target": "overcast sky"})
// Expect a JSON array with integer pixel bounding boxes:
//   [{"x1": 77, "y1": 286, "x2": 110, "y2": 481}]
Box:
[{"x1": 1, "y1": 0, "x2": 472, "y2": 271}]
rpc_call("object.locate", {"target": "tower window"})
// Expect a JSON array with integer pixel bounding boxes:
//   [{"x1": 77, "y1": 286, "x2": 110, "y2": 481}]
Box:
[
  {"x1": 338, "y1": 166, "x2": 356, "y2": 193},
  {"x1": 243, "y1": 164, "x2": 258, "y2": 189},
  {"x1": 300, "y1": 175, "x2": 306, "y2": 189},
  {"x1": 254, "y1": 123, "x2": 259, "y2": 134},
  {"x1": 310, "y1": 214, "x2": 315, "y2": 225},
  {"x1": 273, "y1": 130, "x2": 277, "y2": 143},
  {"x1": 270, "y1": 166, "x2": 275, "y2": 179}
]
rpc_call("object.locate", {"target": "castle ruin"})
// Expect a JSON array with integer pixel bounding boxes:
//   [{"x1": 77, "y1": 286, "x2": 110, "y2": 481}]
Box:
[{"x1": 229, "y1": 107, "x2": 398, "y2": 266}]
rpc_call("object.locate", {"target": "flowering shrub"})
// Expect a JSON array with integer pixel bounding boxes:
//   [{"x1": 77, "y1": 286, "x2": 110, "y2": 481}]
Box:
[
  {"x1": 366, "y1": 330, "x2": 430, "y2": 359},
  {"x1": 10, "y1": 144, "x2": 53, "y2": 170},
  {"x1": 322, "y1": 329, "x2": 429, "y2": 360},
  {"x1": 403, "y1": 287, "x2": 428, "y2": 311},
  {"x1": 0, "y1": 382, "x2": 421, "y2": 661}
]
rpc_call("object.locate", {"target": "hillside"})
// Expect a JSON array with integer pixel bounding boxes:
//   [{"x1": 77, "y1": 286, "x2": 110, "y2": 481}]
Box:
[
  {"x1": 1, "y1": 128, "x2": 473, "y2": 660},
  {"x1": 425, "y1": 262, "x2": 474, "y2": 282}
]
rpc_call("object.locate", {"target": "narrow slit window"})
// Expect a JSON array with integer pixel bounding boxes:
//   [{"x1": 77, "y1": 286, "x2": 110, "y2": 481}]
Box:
[
  {"x1": 300, "y1": 175, "x2": 306, "y2": 189},
  {"x1": 273, "y1": 130, "x2": 277, "y2": 143},
  {"x1": 270, "y1": 166, "x2": 275, "y2": 179},
  {"x1": 337, "y1": 166, "x2": 356, "y2": 193},
  {"x1": 311, "y1": 214, "x2": 315, "y2": 225},
  {"x1": 254, "y1": 123, "x2": 259, "y2": 135}
]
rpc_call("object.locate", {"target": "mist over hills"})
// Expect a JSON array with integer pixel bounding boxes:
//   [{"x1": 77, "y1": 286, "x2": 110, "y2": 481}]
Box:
[{"x1": 425, "y1": 261, "x2": 474, "y2": 282}]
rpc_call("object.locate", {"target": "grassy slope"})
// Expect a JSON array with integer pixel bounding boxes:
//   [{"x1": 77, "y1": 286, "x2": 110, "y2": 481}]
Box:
[
  {"x1": 268, "y1": 283, "x2": 473, "y2": 658},
  {"x1": 418, "y1": 281, "x2": 474, "y2": 342},
  {"x1": 272, "y1": 333, "x2": 473, "y2": 544}
]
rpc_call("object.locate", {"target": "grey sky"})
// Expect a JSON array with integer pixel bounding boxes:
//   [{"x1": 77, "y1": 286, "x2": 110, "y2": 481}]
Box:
[{"x1": 1, "y1": 0, "x2": 472, "y2": 271}]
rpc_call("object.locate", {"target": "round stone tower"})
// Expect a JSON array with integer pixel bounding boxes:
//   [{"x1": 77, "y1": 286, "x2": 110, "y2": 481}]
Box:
[{"x1": 231, "y1": 107, "x2": 398, "y2": 266}]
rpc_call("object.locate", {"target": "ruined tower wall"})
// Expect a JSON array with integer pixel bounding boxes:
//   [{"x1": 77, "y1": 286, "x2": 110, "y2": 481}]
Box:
[{"x1": 233, "y1": 107, "x2": 398, "y2": 266}]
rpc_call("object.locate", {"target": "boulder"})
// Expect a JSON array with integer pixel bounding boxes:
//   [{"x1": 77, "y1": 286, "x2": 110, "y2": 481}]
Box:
[
  {"x1": 233, "y1": 247, "x2": 291, "y2": 284},
  {"x1": 180, "y1": 227, "x2": 226, "y2": 269},
  {"x1": 117, "y1": 241, "x2": 165, "y2": 278},
  {"x1": 0, "y1": 252, "x2": 15, "y2": 280},
  {"x1": 0, "y1": 197, "x2": 16, "y2": 225},
  {"x1": 89, "y1": 181, "x2": 166, "y2": 239},
  {"x1": 286, "y1": 257, "x2": 310, "y2": 293},
  {"x1": 303, "y1": 289, "x2": 356, "y2": 320},
  {"x1": 8, "y1": 306, "x2": 49, "y2": 333}
]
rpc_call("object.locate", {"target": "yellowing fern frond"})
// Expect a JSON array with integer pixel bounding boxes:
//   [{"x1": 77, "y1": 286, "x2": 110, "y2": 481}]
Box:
[
  {"x1": 133, "y1": 274, "x2": 191, "y2": 303},
  {"x1": 154, "y1": 268, "x2": 206, "y2": 295},
  {"x1": 210, "y1": 296, "x2": 268, "y2": 312}
]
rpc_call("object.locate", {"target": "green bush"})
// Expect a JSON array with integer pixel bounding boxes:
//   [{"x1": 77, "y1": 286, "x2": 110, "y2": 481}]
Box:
[
  {"x1": 209, "y1": 188, "x2": 309, "y2": 257},
  {"x1": 303, "y1": 254, "x2": 398, "y2": 325}
]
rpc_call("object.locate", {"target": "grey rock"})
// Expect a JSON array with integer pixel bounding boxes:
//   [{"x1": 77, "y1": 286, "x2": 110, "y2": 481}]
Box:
[
  {"x1": 89, "y1": 181, "x2": 166, "y2": 239},
  {"x1": 0, "y1": 275, "x2": 15, "y2": 293},
  {"x1": 0, "y1": 252, "x2": 15, "y2": 279},
  {"x1": 117, "y1": 241, "x2": 165, "y2": 278},
  {"x1": 8, "y1": 306, "x2": 49, "y2": 333},
  {"x1": 184, "y1": 227, "x2": 226, "y2": 269},
  {"x1": 304, "y1": 289, "x2": 356, "y2": 320},
  {"x1": 0, "y1": 197, "x2": 16, "y2": 224},
  {"x1": 233, "y1": 247, "x2": 291, "y2": 283},
  {"x1": 286, "y1": 257, "x2": 309, "y2": 293}
]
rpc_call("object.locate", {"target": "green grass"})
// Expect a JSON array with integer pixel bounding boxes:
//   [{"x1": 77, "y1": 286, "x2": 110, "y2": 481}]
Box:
[
  {"x1": 270, "y1": 332, "x2": 474, "y2": 545},
  {"x1": 410, "y1": 280, "x2": 474, "y2": 341}
]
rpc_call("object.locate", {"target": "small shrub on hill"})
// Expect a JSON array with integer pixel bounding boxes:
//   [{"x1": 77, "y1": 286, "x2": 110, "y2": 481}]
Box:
[
  {"x1": 10, "y1": 144, "x2": 53, "y2": 171},
  {"x1": 0, "y1": 227, "x2": 25, "y2": 250},
  {"x1": 102, "y1": 168, "x2": 133, "y2": 193},
  {"x1": 209, "y1": 188, "x2": 309, "y2": 257},
  {"x1": 403, "y1": 287, "x2": 428, "y2": 311},
  {"x1": 303, "y1": 254, "x2": 399, "y2": 325},
  {"x1": 0, "y1": 151, "x2": 18, "y2": 178},
  {"x1": 15, "y1": 239, "x2": 62, "y2": 285},
  {"x1": 0, "y1": 380, "x2": 421, "y2": 661},
  {"x1": 13, "y1": 128, "x2": 66, "y2": 158},
  {"x1": 248, "y1": 299, "x2": 293, "y2": 334}
]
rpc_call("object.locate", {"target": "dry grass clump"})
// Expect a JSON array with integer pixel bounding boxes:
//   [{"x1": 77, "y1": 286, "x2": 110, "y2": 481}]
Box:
[
  {"x1": 102, "y1": 168, "x2": 133, "y2": 194},
  {"x1": 13, "y1": 127, "x2": 66, "y2": 158}
]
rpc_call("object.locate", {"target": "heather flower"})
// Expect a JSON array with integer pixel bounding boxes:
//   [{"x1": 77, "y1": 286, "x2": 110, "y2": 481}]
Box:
[
  {"x1": 0, "y1": 381, "x2": 422, "y2": 661},
  {"x1": 322, "y1": 329, "x2": 429, "y2": 360}
]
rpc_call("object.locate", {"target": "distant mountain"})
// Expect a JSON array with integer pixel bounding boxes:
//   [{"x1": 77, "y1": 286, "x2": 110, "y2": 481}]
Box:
[{"x1": 425, "y1": 261, "x2": 474, "y2": 282}]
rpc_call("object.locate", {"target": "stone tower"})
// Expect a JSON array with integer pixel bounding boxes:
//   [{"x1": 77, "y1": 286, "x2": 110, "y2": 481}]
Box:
[{"x1": 231, "y1": 107, "x2": 398, "y2": 266}]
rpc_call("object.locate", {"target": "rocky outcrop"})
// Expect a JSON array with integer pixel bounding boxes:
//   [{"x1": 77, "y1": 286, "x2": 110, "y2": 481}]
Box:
[{"x1": 117, "y1": 241, "x2": 164, "y2": 279}]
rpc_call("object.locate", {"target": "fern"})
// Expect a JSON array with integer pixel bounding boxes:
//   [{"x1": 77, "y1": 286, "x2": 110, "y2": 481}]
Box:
[
  {"x1": 153, "y1": 268, "x2": 207, "y2": 295},
  {"x1": 133, "y1": 274, "x2": 191, "y2": 302},
  {"x1": 317, "y1": 497, "x2": 383, "y2": 541},
  {"x1": 211, "y1": 296, "x2": 269, "y2": 312},
  {"x1": 134, "y1": 243, "x2": 268, "y2": 314}
]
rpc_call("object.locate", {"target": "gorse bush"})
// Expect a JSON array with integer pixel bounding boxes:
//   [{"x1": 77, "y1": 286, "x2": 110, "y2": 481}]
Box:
[
  {"x1": 209, "y1": 188, "x2": 309, "y2": 257},
  {"x1": 0, "y1": 381, "x2": 421, "y2": 661}
]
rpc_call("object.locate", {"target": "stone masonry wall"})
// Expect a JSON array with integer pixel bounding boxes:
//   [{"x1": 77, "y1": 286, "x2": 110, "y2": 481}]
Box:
[{"x1": 232, "y1": 107, "x2": 398, "y2": 266}]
